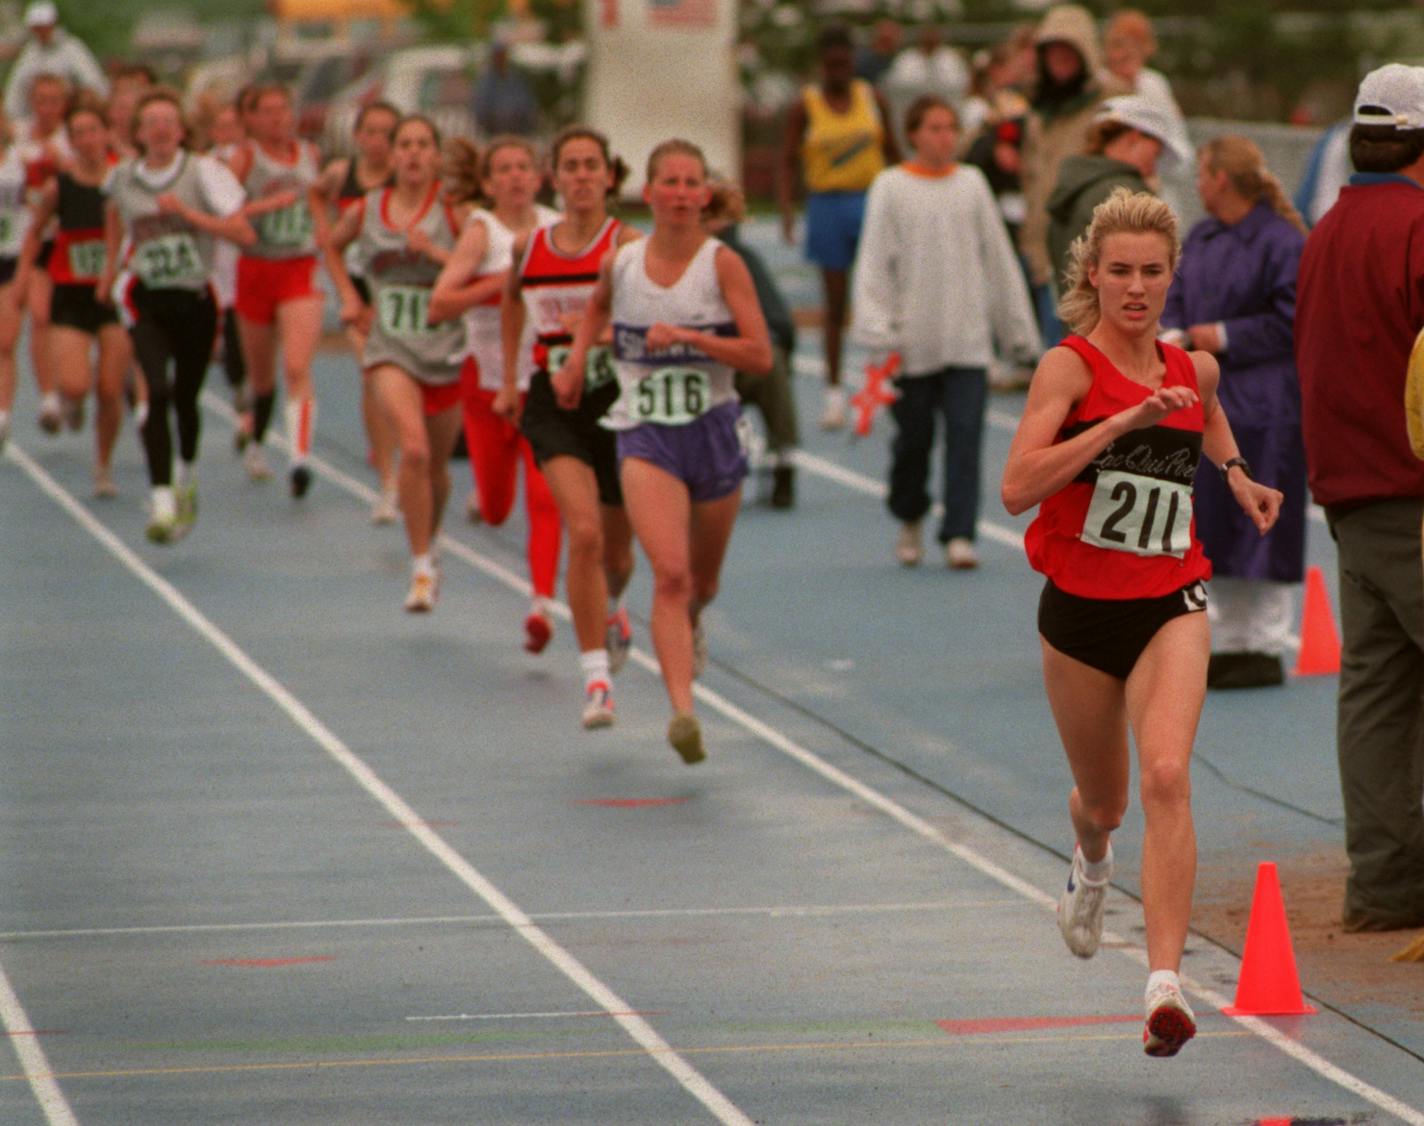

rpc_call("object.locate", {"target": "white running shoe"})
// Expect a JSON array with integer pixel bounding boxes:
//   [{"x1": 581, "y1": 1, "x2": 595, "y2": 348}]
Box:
[
  {"x1": 819, "y1": 386, "x2": 847, "y2": 431},
  {"x1": 605, "y1": 607, "x2": 632, "y2": 673},
  {"x1": 895, "y1": 521, "x2": 923, "y2": 567},
  {"x1": 691, "y1": 620, "x2": 708, "y2": 679},
  {"x1": 371, "y1": 488, "x2": 399, "y2": 525},
  {"x1": 93, "y1": 465, "x2": 118, "y2": 498},
  {"x1": 404, "y1": 568, "x2": 438, "y2": 613},
  {"x1": 945, "y1": 537, "x2": 979, "y2": 570},
  {"x1": 243, "y1": 444, "x2": 273, "y2": 481},
  {"x1": 38, "y1": 394, "x2": 62, "y2": 435},
  {"x1": 1143, "y1": 980, "x2": 1197, "y2": 1058},
  {"x1": 176, "y1": 482, "x2": 198, "y2": 533},
  {"x1": 581, "y1": 681, "x2": 615, "y2": 729},
  {"x1": 1057, "y1": 846, "x2": 1110, "y2": 959}
]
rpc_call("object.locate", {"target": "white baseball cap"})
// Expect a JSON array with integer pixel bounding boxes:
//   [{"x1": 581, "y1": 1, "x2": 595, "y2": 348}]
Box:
[
  {"x1": 1094, "y1": 95, "x2": 1192, "y2": 171},
  {"x1": 1353, "y1": 64, "x2": 1424, "y2": 130},
  {"x1": 24, "y1": 1, "x2": 58, "y2": 27}
]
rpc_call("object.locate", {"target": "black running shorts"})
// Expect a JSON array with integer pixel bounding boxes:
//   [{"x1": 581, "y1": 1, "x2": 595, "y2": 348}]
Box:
[
  {"x1": 520, "y1": 367, "x2": 623, "y2": 507},
  {"x1": 51, "y1": 282, "x2": 118, "y2": 334},
  {"x1": 1038, "y1": 578, "x2": 1208, "y2": 680}
]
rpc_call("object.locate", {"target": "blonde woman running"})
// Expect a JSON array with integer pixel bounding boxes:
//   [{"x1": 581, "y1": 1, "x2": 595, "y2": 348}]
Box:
[
  {"x1": 560, "y1": 139, "x2": 771, "y2": 763},
  {"x1": 1001, "y1": 188, "x2": 1281, "y2": 1057}
]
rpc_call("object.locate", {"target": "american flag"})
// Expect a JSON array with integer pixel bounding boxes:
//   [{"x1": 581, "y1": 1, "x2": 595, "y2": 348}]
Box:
[{"x1": 648, "y1": 0, "x2": 715, "y2": 28}]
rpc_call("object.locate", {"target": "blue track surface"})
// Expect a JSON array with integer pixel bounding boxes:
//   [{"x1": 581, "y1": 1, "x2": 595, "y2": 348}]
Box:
[{"x1": 2, "y1": 219, "x2": 1421, "y2": 1124}]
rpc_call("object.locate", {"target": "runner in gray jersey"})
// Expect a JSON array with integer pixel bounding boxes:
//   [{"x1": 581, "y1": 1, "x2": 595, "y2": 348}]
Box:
[
  {"x1": 226, "y1": 83, "x2": 329, "y2": 496},
  {"x1": 96, "y1": 88, "x2": 254, "y2": 544},
  {"x1": 324, "y1": 115, "x2": 469, "y2": 612}
]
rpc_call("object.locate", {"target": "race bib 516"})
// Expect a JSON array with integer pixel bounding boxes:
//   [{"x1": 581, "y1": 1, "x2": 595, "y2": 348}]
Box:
[
  {"x1": 633, "y1": 367, "x2": 709, "y2": 426},
  {"x1": 1080, "y1": 469, "x2": 1192, "y2": 558}
]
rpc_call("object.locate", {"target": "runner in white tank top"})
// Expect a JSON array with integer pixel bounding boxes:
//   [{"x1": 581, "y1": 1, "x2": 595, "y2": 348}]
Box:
[
  {"x1": 430, "y1": 136, "x2": 561, "y2": 651},
  {"x1": 557, "y1": 139, "x2": 772, "y2": 763}
]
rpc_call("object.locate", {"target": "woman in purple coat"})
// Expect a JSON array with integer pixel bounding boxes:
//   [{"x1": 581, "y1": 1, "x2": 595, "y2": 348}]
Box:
[{"x1": 1162, "y1": 135, "x2": 1308, "y2": 689}]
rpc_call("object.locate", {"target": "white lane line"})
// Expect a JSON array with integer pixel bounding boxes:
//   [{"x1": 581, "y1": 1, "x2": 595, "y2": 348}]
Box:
[
  {"x1": 0, "y1": 899, "x2": 1003, "y2": 942},
  {"x1": 203, "y1": 403, "x2": 1421, "y2": 1123},
  {"x1": 5, "y1": 442, "x2": 752, "y2": 1126},
  {"x1": 0, "y1": 952, "x2": 78, "y2": 1126}
]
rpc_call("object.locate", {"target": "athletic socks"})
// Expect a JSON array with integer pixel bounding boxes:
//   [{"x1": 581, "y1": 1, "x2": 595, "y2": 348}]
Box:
[
  {"x1": 150, "y1": 485, "x2": 176, "y2": 521},
  {"x1": 285, "y1": 398, "x2": 316, "y2": 464},
  {"x1": 412, "y1": 553, "x2": 435, "y2": 578},
  {"x1": 252, "y1": 391, "x2": 276, "y2": 443},
  {"x1": 1081, "y1": 842, "x2": 1113, "y2": 883},
  {"x1": 1147, "y1": 969, "x2": 1180, "y2": 997},
  {"x1": 579, "y1": 648, "x2": 611, "y2": 692}
]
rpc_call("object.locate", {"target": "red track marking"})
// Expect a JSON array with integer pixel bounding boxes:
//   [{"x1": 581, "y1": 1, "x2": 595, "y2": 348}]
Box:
[
  {"x1": 202, "y1": 957, "x2": 335, "y2": 968},
  {"x1": 574, "y1": 798, "x2": 691, "y2": 808},
  {"x1": 937, "y1": 1014, "x2": 1141, "y2": 1036}
]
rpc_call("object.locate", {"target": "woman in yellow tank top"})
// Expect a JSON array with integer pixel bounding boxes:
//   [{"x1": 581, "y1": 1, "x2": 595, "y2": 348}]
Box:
[{"x1": 779, "y1": 24, "x2": 899, "y2": 429}]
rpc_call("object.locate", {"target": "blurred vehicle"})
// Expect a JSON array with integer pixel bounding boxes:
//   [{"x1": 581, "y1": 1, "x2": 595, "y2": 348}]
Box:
[
  {"x1": 293, "y1": 48, "x2": 377, "y2": 140},
  {"x1": 322, "y1": 44, "x2": 479, "y2": 156}
]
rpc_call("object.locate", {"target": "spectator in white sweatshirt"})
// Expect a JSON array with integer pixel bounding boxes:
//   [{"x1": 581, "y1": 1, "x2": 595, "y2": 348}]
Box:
[
  {"x1": 852, "y1": 94, "x2": 1041, "y2": 570},
  {"x1": 3, "y1": 1, "x2": 108, "y2": 123}
]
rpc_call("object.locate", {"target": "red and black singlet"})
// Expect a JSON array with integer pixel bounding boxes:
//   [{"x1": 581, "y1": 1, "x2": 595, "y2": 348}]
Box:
[{"x1": 1025, "y1": 334, "x2": 1212, "y2": 600}]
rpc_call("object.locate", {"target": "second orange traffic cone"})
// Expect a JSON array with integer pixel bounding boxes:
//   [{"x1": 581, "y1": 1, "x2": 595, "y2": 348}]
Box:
[
  {"x1": 1222, "y1": 862, "x2": 1317, "y2": 1016},
  {"x1": 1294, "y1": 565, "x2": 1341, "y2": 676}
]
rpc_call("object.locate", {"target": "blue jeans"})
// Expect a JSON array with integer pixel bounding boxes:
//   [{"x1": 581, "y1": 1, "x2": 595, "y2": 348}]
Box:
[
  {"x1": 1033, "y1": 282, "x2": 1064, "y2": 348},
  {"x1": 887, "y1": 366, "x2": 987, "y2": 542}
]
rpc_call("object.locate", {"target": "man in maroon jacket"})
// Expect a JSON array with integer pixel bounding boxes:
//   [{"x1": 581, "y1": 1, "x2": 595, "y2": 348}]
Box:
[{"x1": 1295, "y1": 64, "x2": 1424, "y2": 933}]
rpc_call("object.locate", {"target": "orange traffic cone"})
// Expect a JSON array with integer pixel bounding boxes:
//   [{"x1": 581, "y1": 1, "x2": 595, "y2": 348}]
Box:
[
  {"x1": 1222, "y1": 862, "x2": 1317, "y2": 1016},
  {"x1": 1293, "y1": 565, "x2": 1341, "y2": 676}
]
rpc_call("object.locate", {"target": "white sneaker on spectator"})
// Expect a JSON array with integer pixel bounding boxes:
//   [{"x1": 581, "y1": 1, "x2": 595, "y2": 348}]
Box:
[
  {"x1": 895, "y1": 521, "x2": 923, "y2": 567},
  {"x1": 945, "y1": 537, "x2": 979, "y2": 570}
]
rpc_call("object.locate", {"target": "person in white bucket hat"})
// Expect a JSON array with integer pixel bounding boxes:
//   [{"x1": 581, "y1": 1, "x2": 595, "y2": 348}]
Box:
[
  {"x1": 1043, "y1": 95, "x2": 1188, "y2": 293},
  {"x1": 3, "y1": 1, "x2": 108, "y2": 123}
]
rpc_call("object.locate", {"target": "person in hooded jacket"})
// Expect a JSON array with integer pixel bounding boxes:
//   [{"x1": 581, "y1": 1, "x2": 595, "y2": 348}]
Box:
[
  {"x1": 1046, "y1": 96, "x2": 1188, "y2": 294},
  {"x1": 1018, "y1": 4, "x2": 1127, "y2": 344}
]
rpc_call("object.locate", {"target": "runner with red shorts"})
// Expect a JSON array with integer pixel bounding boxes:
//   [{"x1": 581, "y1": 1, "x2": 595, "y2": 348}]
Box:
[
  {"x1": 325, "y1": 115, "x2": 468, "y2": 611},
  {"x1": 227, "y1": 83, "x2": 329, "y2": 496}
]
